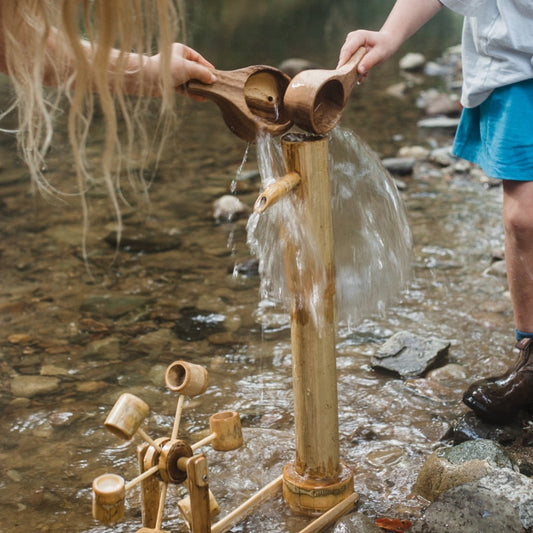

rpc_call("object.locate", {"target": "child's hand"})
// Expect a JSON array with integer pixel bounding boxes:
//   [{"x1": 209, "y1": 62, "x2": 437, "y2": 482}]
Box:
[{"x1": 337, "y1": 30, "x2": 398, "y2": 76}]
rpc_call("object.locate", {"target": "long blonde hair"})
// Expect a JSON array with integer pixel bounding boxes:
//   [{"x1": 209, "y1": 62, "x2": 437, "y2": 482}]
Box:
[{"x1": 0, "y1": 0, "x2": 184, "y2": 257}]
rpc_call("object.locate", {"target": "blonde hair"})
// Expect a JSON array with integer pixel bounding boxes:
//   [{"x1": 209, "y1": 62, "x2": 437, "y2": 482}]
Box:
[{"x1": 0, "y1": 0, "x2": 184, "y2": 258}]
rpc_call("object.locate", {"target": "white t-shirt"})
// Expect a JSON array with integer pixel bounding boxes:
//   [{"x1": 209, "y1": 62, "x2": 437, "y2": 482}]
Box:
[{"x1": 440, "y1": 0, "x2": 533, "y2": 107}]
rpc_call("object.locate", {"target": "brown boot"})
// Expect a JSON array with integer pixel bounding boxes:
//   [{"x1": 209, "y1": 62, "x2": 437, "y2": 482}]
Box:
[{"x1": 462, "y1": 338, "x2": 533, "y2": 423}]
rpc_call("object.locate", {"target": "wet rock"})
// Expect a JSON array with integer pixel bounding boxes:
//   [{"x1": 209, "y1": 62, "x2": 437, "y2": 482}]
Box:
[
  {"x1": 399, "y1": 52, "x2": 426, "y2": 71},
  {"x1": 475, "y1": 468, "x2": 533, "y2": 528},
  {"x1": 213, "y1": 194, "x2": 250, "y2": 222},
  {"x1": 397, "y1": 145, "x2": 430, "y2": 160},
  {"x1": 429, "y1": 146, "x2": 455, "y2": 167},
  {"x1": 417, "y1": 89, "x2": 461, "y2": 116},
  {"x1": 333, "y1": 512, "x2": 383, "y2": 533},
  {"x1": 381, "y1": 157, "x2": 416, "y2": 176},
  {"x1": 172, "y1": 307, "x2": 226, "y2": 341},
  {"x1": 83, "y1": 336, "x2": 121, "y2": 360},
  {"x1": 10, "y1": 375, "x2": 61, "y2": 398},
  {"x1": 230, "y1": 257, "x2": 259, "y2": 277},
  {"x1": 411, "y1": 484, "x2": 524, "y2": 533},
  {"x1": 278, "y1": 58, "x2": 321, "y2": 77},
  {"x1": 443, "y1": 412, "x2": 526, "y2": 447},
  {"x1": 80, "y1": 294, "x2": 152, "y2": 318},
  {"x1": 371, "y1": 331, "x2": 450, "y2": 378},
  {"x1": 417, "y1": 117, "x2": 460, "y2": 129},
  {"x1": 132, "y1": 328, "x2": 173, "y2": 355},
  {"x1": 105, "y1": 227, "x2": 181, "y2": 253},
  {"x1": 484, "y1": 259, "x2": 507, "y2": 277},
  {"x1": 413, "y1": 439, "x2": 515, "y2": 502}
]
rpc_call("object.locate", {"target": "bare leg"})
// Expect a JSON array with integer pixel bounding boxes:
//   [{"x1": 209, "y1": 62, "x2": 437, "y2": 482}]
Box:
[
  {"x1": 503, "y1": 180, "x2": 533, "y2": 333},
  {"x1": 462, "y1": 180, "x2": 533, "y2": 422}
]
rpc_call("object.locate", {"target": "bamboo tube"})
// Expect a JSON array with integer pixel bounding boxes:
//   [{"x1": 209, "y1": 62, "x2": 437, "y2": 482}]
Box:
[
  {"x1": 104, "y1": 393, "x2": 149, "y2": 440},
  {"x1": 211, "y1": 475, "x2": 283, "y2": 533},
  {"x1": 280, "y1": 132, "x2": 354, "y2": 514},
  {"x1": 253, "y1": 171, "x2": 301, "y2": 213}
]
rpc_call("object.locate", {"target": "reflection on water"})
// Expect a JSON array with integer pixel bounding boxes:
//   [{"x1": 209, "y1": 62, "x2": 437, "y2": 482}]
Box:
[{"x1": 0, "y1": 3, "x2": 513, "y2": 532}]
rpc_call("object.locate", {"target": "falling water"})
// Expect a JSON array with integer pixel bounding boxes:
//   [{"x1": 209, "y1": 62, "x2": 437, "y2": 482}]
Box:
[{"x1": 247, "y1": 127, "x2": 412, "y2": 329}]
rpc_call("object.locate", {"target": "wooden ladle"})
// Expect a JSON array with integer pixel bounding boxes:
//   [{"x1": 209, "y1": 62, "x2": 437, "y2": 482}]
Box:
[
  {"x1": 185, "y1": 65, "x2": 293, "y2": 142},
  {"x1": 283, "y1": 47, "x2": 367, "y2": 135}
]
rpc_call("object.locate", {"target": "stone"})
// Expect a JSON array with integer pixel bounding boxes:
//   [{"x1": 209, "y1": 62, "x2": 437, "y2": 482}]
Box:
[
  {"x1": 371, "y1": 331, "x2": 450, "y2": 378},
  {"x1": 475, "y1": 468, "x2": 533, "y2": 529},
  {"x1": 10, "y1": 375, "x2": 61, "y2": 398},
  {"x1": 411, "y1": 484, "x2": 524, "y2": 533},
  {"x1": 399, "y1": 52, "x2": 426, "y2": 71},
  {"x1": 278, "y1": 58, "x2": 321, "y2": 77},
  {"x1": 105, "y1": 227, "x2": 181, "y2": 253},
  {"x1": 213, "y1": 194, "x2": 249, "y2": 222},
  {"x1": 413, "y1": 439, "x2": 515, "y2": 501},
  {"x1": 417, "y1": 117, "x2": 460, "y2": 129},
  {"x1": 80, "y1": 294, "x2": 152, "y2": 318},
  {"x1": 381, "y1": 157, "x2": 416, "y2": 176}
]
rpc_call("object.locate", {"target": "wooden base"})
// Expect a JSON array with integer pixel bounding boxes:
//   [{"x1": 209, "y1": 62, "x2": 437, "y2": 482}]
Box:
[{"x1": 282, "y1": 461, "x2": 354, "y2": 516}]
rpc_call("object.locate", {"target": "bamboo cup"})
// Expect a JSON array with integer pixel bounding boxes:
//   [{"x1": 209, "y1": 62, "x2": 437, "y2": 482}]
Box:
[
  {"x1": 185, "y1": 65, "x2": 293, "y2": 142},
  {"x1": 104, "y1": 393, "x2": 150, "y2": 440},
  {"x1": 165, "y1": 360, "x2": 209, "y2": 397},
  {"x1": 283, "y1": 47, "x2": 366, "y2": 134},
  {"x1": 92, "y1": 473, "x2": 125, "y2": 524}
]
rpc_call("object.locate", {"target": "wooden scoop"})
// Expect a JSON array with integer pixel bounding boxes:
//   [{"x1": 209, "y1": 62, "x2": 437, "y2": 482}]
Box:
[
  {"x1": 185, "y1": 65, "x2": 293, "y2": 142},
  {"x1": 283, "y1": 47, "x2": 366, "y2": 135}
]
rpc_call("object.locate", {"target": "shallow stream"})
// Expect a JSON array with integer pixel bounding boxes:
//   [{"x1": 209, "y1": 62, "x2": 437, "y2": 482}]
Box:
[{"x1": 0, "y1": 3, "x2": 516, "y2": 532}]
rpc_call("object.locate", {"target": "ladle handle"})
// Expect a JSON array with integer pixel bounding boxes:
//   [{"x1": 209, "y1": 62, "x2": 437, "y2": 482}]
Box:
[{"x1": 337, "y1": 46, "x2": 367, "y2": 77}]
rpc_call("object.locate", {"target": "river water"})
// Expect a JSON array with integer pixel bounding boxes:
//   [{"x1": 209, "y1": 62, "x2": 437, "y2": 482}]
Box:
[{"x1": 0, "y1": 3, "x2": 516, "y2": 532}]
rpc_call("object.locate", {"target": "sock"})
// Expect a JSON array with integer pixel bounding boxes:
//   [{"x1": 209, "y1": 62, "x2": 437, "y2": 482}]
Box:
[{"x1": 515, "y1": 329, "x2": 533, "y2": 341}]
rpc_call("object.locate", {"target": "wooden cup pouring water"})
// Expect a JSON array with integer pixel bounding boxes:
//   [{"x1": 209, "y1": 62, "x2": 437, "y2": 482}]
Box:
[
  {"x1": 283, "y1": 47, "x2": 366, "y2": 135},
  {"x1": 185, "y1": 65, "x2": 293, "y2": 142}
]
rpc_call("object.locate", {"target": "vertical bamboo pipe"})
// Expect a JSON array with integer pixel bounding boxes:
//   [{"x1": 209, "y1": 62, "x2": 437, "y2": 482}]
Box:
[{"x1": 280, "y1": 132, "x2": 354, "y2": 515}]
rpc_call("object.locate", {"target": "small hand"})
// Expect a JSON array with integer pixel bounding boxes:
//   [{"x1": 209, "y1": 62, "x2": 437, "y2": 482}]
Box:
[{"x1": 337, "y1": 30, "x2": 397, "y2": 77}]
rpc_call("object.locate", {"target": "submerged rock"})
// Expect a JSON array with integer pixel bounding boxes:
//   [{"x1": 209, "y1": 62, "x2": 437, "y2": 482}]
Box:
[
  {"x1": 213, "y1": 195, "x2": 249, "y2": 222},
  {"x1": 11, "y1": 375, "x2": 61, "y2": 398},
  {"x1": 371, "y1": 331, "x2": 450, "y2": 378},
  {"x1": 105, "y1": 227, "x2": 181, "y2": 253}
]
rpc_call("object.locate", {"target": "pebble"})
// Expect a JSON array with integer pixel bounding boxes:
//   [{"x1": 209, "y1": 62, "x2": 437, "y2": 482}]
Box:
[
  {"x1": 213, "y1": 194, "x2": 250, "y2": 222},
  {"x1": 10, "y1": 375, "x2": 61, "y2": 398},
  {"x1": 399, "y1": 52, "x2": 426, "y2": 71}
]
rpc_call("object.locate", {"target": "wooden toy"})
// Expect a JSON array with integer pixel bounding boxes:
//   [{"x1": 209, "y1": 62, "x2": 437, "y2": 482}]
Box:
[
  {"x1": 283, "y1": 48, "x2": 366, "y2": 135},
  {"x1": 185, "y1": 65, "x2": 293, "y2": 142}
]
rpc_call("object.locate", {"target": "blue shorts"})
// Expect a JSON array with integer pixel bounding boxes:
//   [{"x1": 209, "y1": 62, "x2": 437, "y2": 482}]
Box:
[{"x1": 453, "y1": 78, "x2": 533, "y2": 181}]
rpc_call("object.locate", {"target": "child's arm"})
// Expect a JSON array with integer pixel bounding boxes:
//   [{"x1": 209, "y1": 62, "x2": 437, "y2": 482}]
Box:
[{"x1": 338, "y1": 0, "x2": 443, "y2": 73}]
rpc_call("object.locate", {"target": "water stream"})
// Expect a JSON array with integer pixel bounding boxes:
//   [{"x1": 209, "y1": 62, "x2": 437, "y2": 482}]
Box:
[{"x1": 0, "y1": 3, "x2": 515, "y2": 532}]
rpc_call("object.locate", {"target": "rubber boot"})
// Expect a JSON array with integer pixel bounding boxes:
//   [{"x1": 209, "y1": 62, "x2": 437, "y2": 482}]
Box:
[{"x1": 462, "y1": 338, "x2": 533, "y2": 423}]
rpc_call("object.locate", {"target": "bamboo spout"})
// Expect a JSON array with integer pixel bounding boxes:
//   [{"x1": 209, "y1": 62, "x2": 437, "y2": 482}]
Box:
[{"x1": 253, "y1": 171, "x2": 301, "y2": 213}]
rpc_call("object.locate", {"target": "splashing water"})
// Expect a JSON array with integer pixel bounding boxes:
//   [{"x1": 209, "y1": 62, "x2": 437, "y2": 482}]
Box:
[{"x1": 247, "y1": 127, "x2": 412, "y2": 328}]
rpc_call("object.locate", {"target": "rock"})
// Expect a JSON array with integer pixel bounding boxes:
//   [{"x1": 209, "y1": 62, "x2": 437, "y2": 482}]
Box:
[
  {"x1": 11, "y1": 375, "x2": 61, "y2": 398},
  {"x1": 172, "y1": 307, "x2": 226, "y2": 341},
  {"x1": 443, "y1": 412, "x2": 525, "y2": 447},
  {"x1": 132, "y1": 328, "x2": 173, "y2": 355},
  {"x1": 417, "y1": 89, "x2": 461, "y2": 116},
  {"x1": 278, "y1": 58, "x2": 321, "y2": 77},
  {"x1": 105, "y1": 227, "x2": 181, "y2": 253},
  {"x1": 371, "y1": 331, "x2": 450, "y2": 378},
  {"x1": 81, "y1": 294, "x2": 152, "y2": 318},
  {"x1": 413, "y1": 439, "x2": 515, "y2": 502},
  {"x1": 213, "y1": 195, "x2": 250, "y2": 222},
  {"x1": 333, "y1": 512, "x2": 383, "y2": 533},
  {"x1": 475, "y1": 468, "x2": 533, "y2": 529},
  {"x1": 417, "y1": 117, "x2": 460, "y2": 129},
  {"x1": 484, "y1": 259, "x2": 507, "y2": 277},
  {"x1": 411, "y1": 484, "x2": 524, "y2": 533},
  {"x1": 429, "y1": 146, "x2": 455, "y2": 167},
  {"x1": 399, "y1": 52, "x2": 426, "y2": 71},
  {"x1": 83, "y1": 336, "x2": 121, "y2": 359},
  {"x1": 397, "y1": 145, "x2": 430, "y2": 160},
  {"x1": 381, "y1": 157, "x2": 416, "y2": 176}
]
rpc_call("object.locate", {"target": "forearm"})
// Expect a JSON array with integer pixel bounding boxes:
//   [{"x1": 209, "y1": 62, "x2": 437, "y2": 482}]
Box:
[{"x1": 380, "y1": 0, "x2": 444, "y2": 49}]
